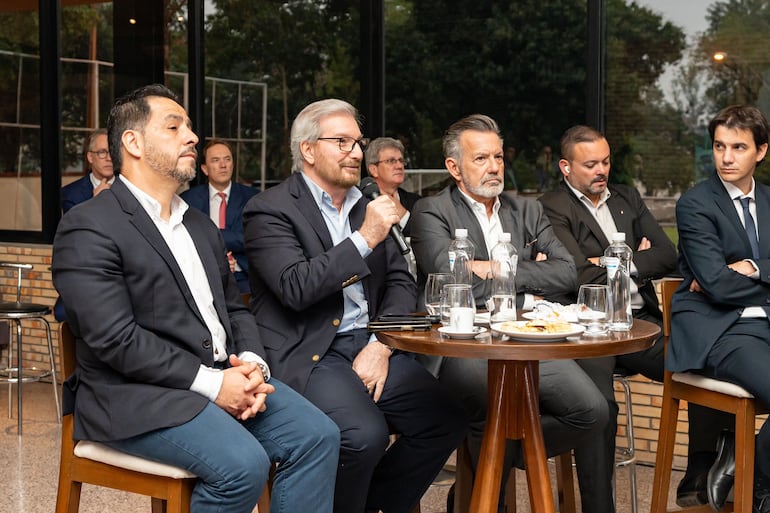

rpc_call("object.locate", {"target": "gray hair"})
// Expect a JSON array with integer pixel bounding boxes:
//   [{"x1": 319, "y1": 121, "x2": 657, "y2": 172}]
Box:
[
  {"x1": 290, "y1": 99, "x2": 360, "y2": 173},
  {"x1": 83, "y1": 128, "x2": 108, "y2": 171},
  {"x1": 443, "y1": 114, "x2": 502, "y2": 162},
  {"x1": 365, "y1": 137, "x2": 405, "y2": 166}
]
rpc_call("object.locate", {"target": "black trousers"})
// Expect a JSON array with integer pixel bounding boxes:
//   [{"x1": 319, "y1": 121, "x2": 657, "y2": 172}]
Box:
[
  {"x1": 302, "y1": 329, "x2": 468, "y2": 513},
  {"x1": 704, "y1": 317, "x2": 770, "y2": 478}
]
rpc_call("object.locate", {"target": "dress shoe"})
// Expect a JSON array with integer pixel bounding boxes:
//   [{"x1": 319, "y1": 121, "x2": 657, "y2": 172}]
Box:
[
  {"x1": 754, "y1": 470, "x2": 770, "y2": 513},
  {"x1": 677, "y1": 451, "x2": 715, "y2": 507},
  {"x1": 708, "y1": 430, "x2": 736, "y2": 512}
]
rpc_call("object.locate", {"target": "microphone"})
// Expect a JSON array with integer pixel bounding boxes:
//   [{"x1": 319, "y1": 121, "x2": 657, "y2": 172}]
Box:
[{"x1": 358, "y1": 177, "x2": 411, "y2": 255}]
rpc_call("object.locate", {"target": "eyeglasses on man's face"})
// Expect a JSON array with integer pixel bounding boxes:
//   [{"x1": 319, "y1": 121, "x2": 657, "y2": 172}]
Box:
[
  {"x1": 317, "y1": 137, "x2": 369, "y2": 153},
  {"x1": 88, "y1": 149, "x2": 111, "y2": 160},
  {"x1": 373, "y1": 158, "x2": 406, "y2": 166}
]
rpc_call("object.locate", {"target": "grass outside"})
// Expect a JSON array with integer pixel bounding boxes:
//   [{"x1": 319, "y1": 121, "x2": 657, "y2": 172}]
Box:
[{"x1": 663, "y1": 225, "x2": 678, "y2": 247}]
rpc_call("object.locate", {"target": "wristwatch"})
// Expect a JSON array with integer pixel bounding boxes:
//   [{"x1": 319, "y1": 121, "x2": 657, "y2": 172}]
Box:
[{"x1": 256, "y1": 362, "x2": 271, "y2": 381}]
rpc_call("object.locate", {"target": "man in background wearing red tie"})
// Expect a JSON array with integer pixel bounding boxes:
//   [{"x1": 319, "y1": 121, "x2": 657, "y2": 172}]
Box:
[{"x1": 182, "y1": 139, "x2": 257, "y2": 293}]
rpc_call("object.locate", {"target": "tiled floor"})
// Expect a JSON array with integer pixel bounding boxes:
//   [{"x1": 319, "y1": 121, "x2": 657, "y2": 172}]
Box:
[{"x1": 2, "y1": 381, "x2": 684, "y2": 513}]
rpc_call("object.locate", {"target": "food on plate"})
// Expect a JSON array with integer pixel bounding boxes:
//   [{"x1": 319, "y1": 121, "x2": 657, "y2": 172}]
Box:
[{"x1": 499, "y1": 319, "x2": 575, "y2": 334}]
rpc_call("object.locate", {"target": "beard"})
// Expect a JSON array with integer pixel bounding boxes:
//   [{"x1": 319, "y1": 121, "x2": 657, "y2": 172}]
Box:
[
  {"x1": 145, "y1": 141, "x2": 197, "y2": 184},
  {"x1": 462, "y1": 172, "x2": 504, "y2": 199},
  {"x1": 316, "y1": 158, "x2": 361, "y2": 189}
]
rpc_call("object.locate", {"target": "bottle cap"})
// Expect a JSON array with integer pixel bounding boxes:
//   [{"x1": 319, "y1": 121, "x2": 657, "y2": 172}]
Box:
[
  {"x1": 454, "y1": 228, "x2": 468, "y2": 238},
  {"x1": 612, "y1": 232, "x2": 626, "y2": 242},
  {"x1": 499, "y1": 232, "x2": 511, "y2": 242}
]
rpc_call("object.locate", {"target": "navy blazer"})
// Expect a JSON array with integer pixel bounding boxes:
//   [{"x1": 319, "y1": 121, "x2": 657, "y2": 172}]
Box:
[
  {"x1": 539, "y1": 180, "x2": 677, "y2": 315},
  {"x1": 61, "y1": 174, "x2": 95, "y2": 213},
  {"x1": 181, "y1": 182, "x2": 257, "y2": 274},
  {"x1": 398, "y1": 187, "x2": 421, "y2": 236},
  {"x1": 667, "y1": 173, "x2": 770, "y2": 372},
  {"x1": 242, "y1": 172, "x2": 417, "y2": 393},
  {"x1": 52, "y1": 178, "x2": 263, "y2": 442}
]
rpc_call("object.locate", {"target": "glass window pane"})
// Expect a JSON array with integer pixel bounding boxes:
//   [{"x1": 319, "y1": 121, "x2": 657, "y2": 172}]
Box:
[
  {"x1": 384, "y1": 1, "x2": 588, "y2": 194},
  {"x1": 204, "y1": 1, "x2": 360, "y2": 187},
  {"x1": 0, "y1": 8, "x2": 41, "y2": 231}
]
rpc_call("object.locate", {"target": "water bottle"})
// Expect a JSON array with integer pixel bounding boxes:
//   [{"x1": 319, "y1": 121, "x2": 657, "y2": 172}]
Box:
[
  {"x1": 489, "y1": 232, "x2": 518, "y2": 322},
  {"x1": 448, "y1": 228, "x2": 475, "y2": 285},
  {"x1": 603, "y1": 232, "x2": 633, "y2": 331}
]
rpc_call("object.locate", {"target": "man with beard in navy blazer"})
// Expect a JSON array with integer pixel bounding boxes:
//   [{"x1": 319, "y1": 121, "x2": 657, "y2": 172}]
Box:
[
  {"x1": 669, "y1": 105, "x2": 770, "y2": 513},
  {"x1": 243, "y1": 98, "x2": 466, "y2": 513},
  {"x1": 181, "y1": 139, "x2": 257, "y2": 293},
  {"x1": 53, "y1": 84, "x2": 339, "y2": 513}
]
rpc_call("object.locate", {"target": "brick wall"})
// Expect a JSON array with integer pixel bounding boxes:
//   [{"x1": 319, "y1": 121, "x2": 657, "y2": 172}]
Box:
[
  {"x1": 0, "y1": 243, "x2": 60, "y2": 376},
  {"x1": 0, "y1": 242, "x2": 760, "y2": 470}
]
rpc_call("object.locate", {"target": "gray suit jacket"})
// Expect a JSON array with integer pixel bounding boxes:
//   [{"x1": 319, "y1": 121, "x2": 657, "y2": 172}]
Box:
[
  {"x1": 52, "y1": 177, "x2": 263, "y2": 442},
  {"x1": 410, "y1": 184, "x2": 577, "y2": 308},
  {"x1": 668, "y1": 173, "x2": 770, "y2": 371}
]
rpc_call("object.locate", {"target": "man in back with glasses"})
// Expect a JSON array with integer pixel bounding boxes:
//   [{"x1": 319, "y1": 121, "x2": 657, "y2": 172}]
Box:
[
  {"x1": 364, "y1": 137, "x2": 421, "y2": 236},
  {"x1": 62, "y1": 128, "x2": 115, "y2": 213},
  {"x1": 243, "y1": 98, "x2": 467, "y2": 513}
]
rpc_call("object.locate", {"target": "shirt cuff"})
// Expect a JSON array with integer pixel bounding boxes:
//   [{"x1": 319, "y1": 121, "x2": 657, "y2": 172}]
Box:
[
  {"x1": 190, "y1": 365, "x2": 224, "y2": 403},
  {"x1": 522, "y1": 294, "x2": 536, "y2": 311},
  {"x1": 238, "y1": 351, "x2": 271, "y2": 381},
  {"x1": 746, "y1": 259, "x2": 760, "y2": 279},
  {"x1": 351, "y1": 231, "x2": 373, "y2": 257}
]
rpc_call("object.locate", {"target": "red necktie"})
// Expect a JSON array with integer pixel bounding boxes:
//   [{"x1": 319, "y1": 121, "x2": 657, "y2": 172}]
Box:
[{"x1": 217, "y1": 192, "x2": 227, "y2": 229}]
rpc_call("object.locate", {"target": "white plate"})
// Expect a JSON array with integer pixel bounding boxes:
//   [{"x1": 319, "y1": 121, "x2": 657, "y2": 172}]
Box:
[
  {"x1": 474, "y1": 311, "x2": 491, "y2": 325},
  {"x1": 438, "y1": 326, "x2": 488, "y2": 339},
  {"x1": 521, "y1": 311, "x2": 578, "y2": 323},
  {"x1": 490, "y1": 321, "x2": 585, "y2": 342}
]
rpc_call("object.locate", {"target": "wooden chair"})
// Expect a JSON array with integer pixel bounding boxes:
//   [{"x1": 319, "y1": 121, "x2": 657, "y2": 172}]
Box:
[{"x1": 650, "y1": 278, "x2": 768, "y2": 513}]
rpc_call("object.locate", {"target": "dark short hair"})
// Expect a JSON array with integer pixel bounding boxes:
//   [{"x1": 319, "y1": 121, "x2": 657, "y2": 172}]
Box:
[
  {"x1": 443, "y1": 114, "x2": 501, "y2": 161},
  {"x1": 559, "y1": 125, "x2": 605, "y2": 161},
  {"x1": 708, "y1": 105, "x2": 769, "y2": 154},
  {"x1": 107, "y1": 84, "x2": 182, "y2": 173},
  {"x1": 203, "y1": 139, "x2": 234, "y2": 161}
]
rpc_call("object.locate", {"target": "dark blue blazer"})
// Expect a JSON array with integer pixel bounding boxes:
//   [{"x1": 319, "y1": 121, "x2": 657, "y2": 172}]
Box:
[
  {"x1": 181, "y1": 182, "x2": 257, "y2": 274},
  {"x1": 53, "y1": 178, "x2": 262, "y2": 442},
  {"x1": 242, "y1": 172, "x2": 417, "y2": 393},
  {"x1": 667, "y1": 173, "x2": 770, "y2": 372},
  {"x1": 62, "y1": 175, "x2": 95, "y2": 213}
]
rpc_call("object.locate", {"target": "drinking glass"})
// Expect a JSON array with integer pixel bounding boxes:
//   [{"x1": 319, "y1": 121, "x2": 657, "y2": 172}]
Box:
[
  {"x1": 576, "y1": 284, "x2": 610, "y2": 336},
  {"x1": 441, "y1": 283, "x2": 476, "y2": 331},
  {"x1": 424, "y1": 273, "x2": 453, "y2": 316}
]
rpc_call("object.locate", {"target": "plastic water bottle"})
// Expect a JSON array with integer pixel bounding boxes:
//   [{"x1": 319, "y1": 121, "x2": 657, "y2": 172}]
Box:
[
  {"x1": 448, "y1": 228, "x2": 475, "y2": 285},
  {"x1": 603, "y1": 232, "x2": 633, "y2": 331},
  {"x1": 489, "y1": 232, "x2": 518, "y2": 322}
]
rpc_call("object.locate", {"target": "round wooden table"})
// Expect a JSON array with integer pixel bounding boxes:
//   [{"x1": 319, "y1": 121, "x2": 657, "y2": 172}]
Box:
[{"x1": 376, "y1": 319, "x2": 660, "y2": 513}]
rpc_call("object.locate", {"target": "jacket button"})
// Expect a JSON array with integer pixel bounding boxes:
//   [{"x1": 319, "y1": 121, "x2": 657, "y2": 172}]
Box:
[
  {"x1": 312, "y1": 354, "x2": 320, "y2": 362},
  {"x1": 202, "y1": 339, "x2": 212, "y2": 349},
  {"x1": 332, "y1": 318, "x2": 341, "y2": 327}
]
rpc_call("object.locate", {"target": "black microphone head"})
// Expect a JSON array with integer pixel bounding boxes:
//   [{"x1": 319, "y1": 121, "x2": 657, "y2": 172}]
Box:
[{"x1": 358, "y1": 177, "x2": 381, "y2": 199}]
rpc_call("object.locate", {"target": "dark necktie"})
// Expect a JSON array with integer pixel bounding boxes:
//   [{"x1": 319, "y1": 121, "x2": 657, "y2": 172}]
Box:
[
  {"x1": 217, "y1": 192, "x2": 227, "y2": 229},
  {"x1": 740, "y1": 197, "x2": 760, "y2": 259}
]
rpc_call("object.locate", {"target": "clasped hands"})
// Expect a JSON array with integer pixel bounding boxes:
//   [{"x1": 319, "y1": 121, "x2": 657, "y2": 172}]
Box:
[{"x1": 216, "y1": 354, "x2": 275, "y2": 421}]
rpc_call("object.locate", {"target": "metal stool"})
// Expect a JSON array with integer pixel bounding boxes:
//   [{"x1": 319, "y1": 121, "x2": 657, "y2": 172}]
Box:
[
  {"x1": 613, "y1": 368, "x2": 638, "y2": 513},
  {"x1": 0, "y1": 262, "x2": 61, "y2": 435}
]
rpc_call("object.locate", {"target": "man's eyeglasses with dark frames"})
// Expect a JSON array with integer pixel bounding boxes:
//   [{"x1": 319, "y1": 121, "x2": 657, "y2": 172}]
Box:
[
  {"x1": 88, "y1": 149, "x2": 111, "y2": 160},
  {"x1": 317, "y1": 137, "x2": 369, "y2": 152},
  {"x1": 372, "y1": 158, "x2": 406, "y2": 166}
]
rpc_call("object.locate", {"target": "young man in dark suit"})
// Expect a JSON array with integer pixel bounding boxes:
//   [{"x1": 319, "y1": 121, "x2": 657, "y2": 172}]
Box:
[
  {"x1": 539, "y1": 125, "x2": 732, "y2": 507},
  {"x1": 364, "y1": 137, "x2": 421, "y2": 236},
  {"x1": 52, "y1": 84, "x2": 339, "y2": 513},
  {"x1": 181, "y1": 139, "x2": 257, "y2": 293},
  {"x1": 243, "y1": 98, "x2": 466, "y2": 513},
  {"x1": 669, "y1": 105, "x2": 770, "y2": 512}
]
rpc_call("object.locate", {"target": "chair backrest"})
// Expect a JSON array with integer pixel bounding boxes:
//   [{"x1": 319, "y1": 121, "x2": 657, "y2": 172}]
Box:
[
  {"x1": 59, "y1": 321, "x2": 77, "y2": 379},
  {"x1": 659, "y1": 278, "x2": 682, "y2": 338}
]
